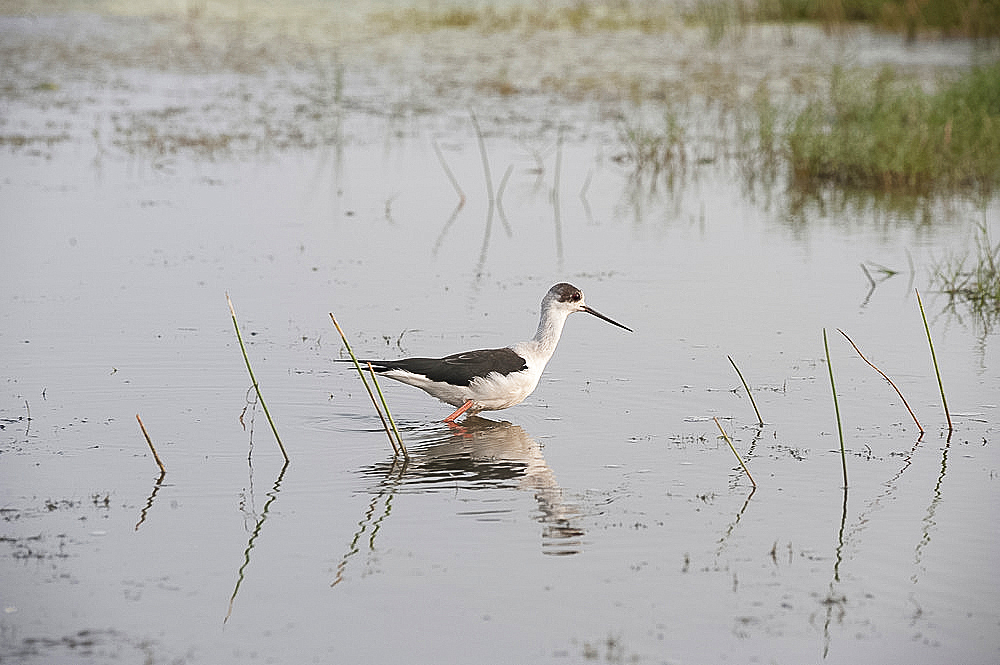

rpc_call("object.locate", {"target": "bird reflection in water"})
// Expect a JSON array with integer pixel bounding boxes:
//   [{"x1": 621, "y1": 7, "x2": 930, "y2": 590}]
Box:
[{"x1": 332, "y1": 417, "x2": 583, "y2": 585}]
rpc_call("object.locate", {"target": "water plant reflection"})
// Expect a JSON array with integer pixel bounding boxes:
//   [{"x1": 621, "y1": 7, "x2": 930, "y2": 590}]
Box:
[{"x1": 226, "y1": 460, "x2": 289, "y2": 623}]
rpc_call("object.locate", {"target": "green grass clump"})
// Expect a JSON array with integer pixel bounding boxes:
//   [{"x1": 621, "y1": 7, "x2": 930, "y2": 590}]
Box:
[
  {"x1": 932, "y1": 223, "x2": 1000, "y2": 326},
  {"x1": 787, "y1": 64, "x2": 1000, "y2": 194},
  {"x1": 745, "y1": 0, "x2": 999, "y2": 36}
]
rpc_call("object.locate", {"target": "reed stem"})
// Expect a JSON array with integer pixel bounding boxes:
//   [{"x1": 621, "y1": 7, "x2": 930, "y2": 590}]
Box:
[
  {"x1": 915, "y1": 289, "x2": 953, "y2": 431},
  {"x1": 714, "y1": 417, "x2": 757, "y2": 487},
  {"x1": 837, "y1": 328, "x2": 923, "y2": 433},
  {"x1": 227, "y1": 294, "x2": 288, "y2": 463},
  {"x1": 727, "y1": 355, "x2": 764, "y2": 426},
  {"x1": 330, "y1": 314, "x2": 406, "y2": 458},
  {"x1": 368, "y1": 362, "x2": 407, "y2": 459},
  {"x1": 136, "y1": 413, "x2": 166, "y2": 474},
  {"x1": 824, "y1": 328, "x2": 848, "y2": 488}
]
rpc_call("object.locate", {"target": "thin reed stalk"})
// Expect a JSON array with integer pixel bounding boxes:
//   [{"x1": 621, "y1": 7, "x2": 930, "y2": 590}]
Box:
[
  {"x1": 915, "y1": 289, "x2": 953, "y2": 431},
  {"x1": 330, "y1": 314, "x2": 407, "y2": 459},
  {"x1": 136, "y1": 413, "x2": 166, "y2": 474},
  {"x1": 837, "y1": 328, "x2": 923, "y2": 433},
  {"x1": 824, "y1": 328, "x2": 848, "y2": 488},
  {"x1": 368, "y1": 362, "x2": 406, "y2": 457},
  {"x1": 727, "y1": 355, "x2": 764, "y2": 426},
  {"x1": 227, "y1": 294, "x2": 288, "y2": 463},
  {"x1": 714, "y1": 417, "x2": 756, "y2": 487}
]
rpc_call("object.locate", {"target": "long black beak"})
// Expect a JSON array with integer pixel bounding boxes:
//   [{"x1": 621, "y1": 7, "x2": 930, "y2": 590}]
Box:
[{"x1": 582, "y1": 305, "x2": 633, "y2": 332}]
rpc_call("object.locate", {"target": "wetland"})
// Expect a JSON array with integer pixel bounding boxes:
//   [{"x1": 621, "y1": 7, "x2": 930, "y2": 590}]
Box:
[{"x1": 1, "y1": 2, "x2": 998, "y2": 663}]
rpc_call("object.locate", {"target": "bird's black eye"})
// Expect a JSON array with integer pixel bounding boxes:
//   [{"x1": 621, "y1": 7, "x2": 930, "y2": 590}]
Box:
[{"x1": 571, "y1": 292, "x2": 581, "y2": 301}]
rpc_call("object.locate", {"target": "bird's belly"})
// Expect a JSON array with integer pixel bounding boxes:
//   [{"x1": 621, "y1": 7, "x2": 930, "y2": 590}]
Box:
[{"x1": 467, "y1": 369, "x2": 539, "y2": 411}]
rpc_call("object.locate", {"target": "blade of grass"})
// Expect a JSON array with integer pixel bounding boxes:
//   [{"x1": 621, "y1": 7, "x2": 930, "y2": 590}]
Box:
[
  {"x1": 836, "y1": 328, "x2": 923, "y2": 433},
  {"x1": 714, "y1": 417, "x2": 756, "y2": 487},
  {"x1": 824, "y1": 328, "x2": 848, "y2": 489},
  {"x1": 136, "y1": 413, "x2": 166, "y2": 474},
  {"x1": 227, "y1": 293, "x2": 288, "y2": 463},
  {"x1": 368, "y1": 362, "x2": 407, "y2": 459},
  {"x1": 727, "y1": 355, "x2": 764, "y2": 426},
  {"x1": 329, "y1": 313, "x2": 405, "y2": 458},
  {"x1": 915, "y1": 289, "x2": 953, "y2": 431}
]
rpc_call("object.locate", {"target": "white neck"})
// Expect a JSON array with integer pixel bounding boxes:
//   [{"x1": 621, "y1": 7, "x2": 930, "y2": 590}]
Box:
[{"x1": 531, "y1": 304, "x2": 570, "y2": 360}]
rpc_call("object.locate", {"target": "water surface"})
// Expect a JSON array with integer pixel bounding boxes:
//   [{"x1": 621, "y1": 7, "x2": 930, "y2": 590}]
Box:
[{"x1": 1, "y1": 8, "x2": 998, "y2": 665}]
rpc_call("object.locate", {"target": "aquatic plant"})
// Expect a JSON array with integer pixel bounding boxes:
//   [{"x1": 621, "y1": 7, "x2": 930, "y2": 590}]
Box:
[
  {"x1": 786, "y1": 64, "x2": 1000, "y2": 194},
  {"x1": 836, "y1": 329, "x2": 923, "y2": 433},
  {"x1": 697, "y1": 0, "x2": 1000, "y2": 38},
  {"x1": 915, "y1": 290, "x2": 954, "y2": 431},
  {"x1": 330, "y1": 314, "x2": 407, "y2": 459},
  {"x1": 727, "y1": 355, "x2": 764, "y2": 426},
  {"x1": 136, "y1": 414, "x2": 167, "y2": 473},
  {"x1": 228, "y1": 293, "x2": 289, "y2": 462},
  {"x1": 932, "y1": 222, "x2": 1000, "y2": 327},
  {"x1": 714, "y1": 417, "x2": 757, "y2": 487},
  {"x1": 823, "y1": 329, "x2": 848, "y2": 488}
]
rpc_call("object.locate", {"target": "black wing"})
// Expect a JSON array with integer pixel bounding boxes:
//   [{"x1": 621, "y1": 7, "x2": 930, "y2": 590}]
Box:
[{"x1": 354, "y1": 348, "x2": 527, "y2": 387}]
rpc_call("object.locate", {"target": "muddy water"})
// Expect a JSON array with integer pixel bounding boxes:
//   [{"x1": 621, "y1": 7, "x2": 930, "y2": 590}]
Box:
[{"x1": 2, "y1": 8, "x2": 999, "y2": 665}]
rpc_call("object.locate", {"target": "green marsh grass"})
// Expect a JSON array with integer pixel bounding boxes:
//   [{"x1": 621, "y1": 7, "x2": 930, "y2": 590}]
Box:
[
  {"x1": 787, "y1": 64, "x2": 1000, "y2": 194},
  {"x1": 330, "y1": 314, "x2": 407, "y2": 459},
  {"x1": 693, "y1": 0, "x2": 1000, "y2": 37},
  {"x1": 367, "y1": 362, "x2": 406, "y2": 457},
  {"x1": 915, "y1": 290, "x2": 953, "y2": 431},
  {"x1": 227, "y1": 294, "x2": 289, "y2": 463},
  {"x1": 727, "y1": 355, "x2": 764, "y2": 426},
  {"x1": 823, "y1": 329, "x2": 849, "y2": 488},
  {"x1": 932, "y1": 222, "x2": 1000, "y2": 326}
]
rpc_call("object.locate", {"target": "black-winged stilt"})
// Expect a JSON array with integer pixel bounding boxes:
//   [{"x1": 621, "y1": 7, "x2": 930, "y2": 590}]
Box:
[{"x1": 342, "y1": 283, "x2": 632, "y2": 422}]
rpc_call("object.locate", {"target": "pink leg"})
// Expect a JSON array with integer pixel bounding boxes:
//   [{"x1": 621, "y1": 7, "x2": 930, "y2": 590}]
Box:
[{"x1": 443, "y1": 400, "x2": 475, "y2": 423}]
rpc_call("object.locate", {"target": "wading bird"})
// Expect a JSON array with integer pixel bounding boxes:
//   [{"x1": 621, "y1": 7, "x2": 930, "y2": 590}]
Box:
[{"x1": 342, "y1": 283, "x2": 632, "y2": 422}]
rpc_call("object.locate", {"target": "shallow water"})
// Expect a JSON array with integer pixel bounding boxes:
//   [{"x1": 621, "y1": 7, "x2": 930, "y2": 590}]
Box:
[{"x1": 1, "y1": 8, "x2": 999, "y2": 665}]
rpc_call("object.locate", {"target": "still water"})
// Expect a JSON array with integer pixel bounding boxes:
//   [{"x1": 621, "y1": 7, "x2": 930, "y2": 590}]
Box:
[{"x1": 1, "y1": 7, "x2": 998, "y2": 664}]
